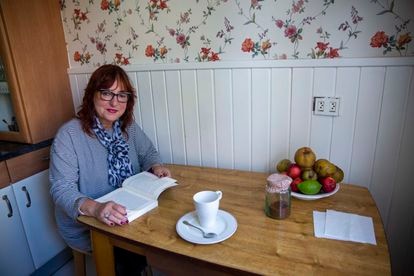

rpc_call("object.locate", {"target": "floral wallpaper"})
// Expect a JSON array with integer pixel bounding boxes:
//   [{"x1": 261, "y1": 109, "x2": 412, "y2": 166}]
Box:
[{"x1": 60, "y1": 0, "x2": 414, "y2": 67}]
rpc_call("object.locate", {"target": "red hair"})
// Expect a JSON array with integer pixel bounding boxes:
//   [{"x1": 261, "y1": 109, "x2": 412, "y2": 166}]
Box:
[{"x1": 77, "y1": 64, "x2": 136, "y2": 136}]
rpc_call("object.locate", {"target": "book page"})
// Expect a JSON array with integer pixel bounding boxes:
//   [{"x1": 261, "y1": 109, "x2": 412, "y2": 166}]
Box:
[
  {"x1": 97, "y1": 189, "x2": 152, "y2": 211},
  {"x1": 122, "y1": 171, "x2": 177, "y2": 200},
  {"x1": 96, "y1": 188, "x2": 157, "y2": 221}
]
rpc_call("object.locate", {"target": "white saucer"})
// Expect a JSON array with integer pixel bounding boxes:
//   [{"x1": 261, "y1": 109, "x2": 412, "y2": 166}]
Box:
[{"x1": 176, "y1": 210, "x2": 237, "y2": 244}]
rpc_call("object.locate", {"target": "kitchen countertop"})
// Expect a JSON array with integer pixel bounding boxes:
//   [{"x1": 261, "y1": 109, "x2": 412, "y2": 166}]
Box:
[{"x1": 0, "y1": 139, "x2": 53, "y2": 162}]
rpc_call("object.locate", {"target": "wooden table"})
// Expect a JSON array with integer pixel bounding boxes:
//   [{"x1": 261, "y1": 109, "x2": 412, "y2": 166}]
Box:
[{"x1": 78, "y1": 165, "x2": 391, "y2": 275}]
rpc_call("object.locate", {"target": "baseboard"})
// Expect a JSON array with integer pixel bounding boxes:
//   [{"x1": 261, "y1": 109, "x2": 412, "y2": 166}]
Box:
[{"x1": 31, "y1": 247, "x2": 73, "y2": 276}]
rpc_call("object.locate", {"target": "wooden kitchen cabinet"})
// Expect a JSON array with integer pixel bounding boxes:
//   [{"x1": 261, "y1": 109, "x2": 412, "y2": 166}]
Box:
[
  {"x1": 0, "y1": 0, "x2": 74, "y2": 143},
  {"x1": 6, "y1": 146, "x2": 50, "y2": 183},
  {"x1": 0, "y1": 148, "x2": 67, "y2": 274},
  {"x1": 0, "y1": 160, "x2": 9, "y2": 187}
]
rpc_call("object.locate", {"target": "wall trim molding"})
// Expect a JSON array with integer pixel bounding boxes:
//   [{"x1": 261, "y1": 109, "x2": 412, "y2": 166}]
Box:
[{"x1": 68, "y1": 57, "x2": 414, "y2": 74}]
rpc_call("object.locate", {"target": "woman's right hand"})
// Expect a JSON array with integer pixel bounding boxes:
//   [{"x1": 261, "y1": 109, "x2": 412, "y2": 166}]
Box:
[{"x1": 80, "y1": 198, "x2": 129, "y2": 226}]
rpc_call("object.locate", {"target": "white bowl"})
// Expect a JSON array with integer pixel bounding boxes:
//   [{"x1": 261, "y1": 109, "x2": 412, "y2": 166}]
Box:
[{"x1": 291, "y1": 183, "x2": 340, "y2": 201}]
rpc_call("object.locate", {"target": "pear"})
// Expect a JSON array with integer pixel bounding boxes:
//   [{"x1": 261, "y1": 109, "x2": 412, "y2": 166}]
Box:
[
  {"x1": 313, "y1": 159, "x2": 327, "y2": 175},
  {"x1": 302, "y1": 168, "x2": 318, "y2": 181},
  {"x1": 332, "y1": 166, "x2": 344, "y2": 183},
  {"x1": 314, "y1": 159, "x2": 336, "y2": 178},
  {"x1": 294, "y1": 147, "x2": 316, "y2": 168},
  {"x1": 276, "y1": 159, "x2": 292, "y2": 173}
]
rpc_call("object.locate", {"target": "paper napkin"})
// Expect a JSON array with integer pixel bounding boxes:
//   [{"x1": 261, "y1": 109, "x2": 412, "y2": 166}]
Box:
[
  {"x1": 313, "y1": 211, "x2": 327, "y2": 238},
  {"x1": 313, "y1": 210, "x2": 376, "y2": 245}
]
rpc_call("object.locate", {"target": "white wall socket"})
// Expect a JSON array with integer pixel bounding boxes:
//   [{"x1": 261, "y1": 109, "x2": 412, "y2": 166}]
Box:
[{"x1": 313, "y1": 96, "x2": 340, "y2": 116}]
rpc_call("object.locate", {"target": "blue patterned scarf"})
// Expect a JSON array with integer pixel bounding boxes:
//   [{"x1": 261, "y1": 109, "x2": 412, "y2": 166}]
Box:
[{"x1": 92, "y1": 117, "x2": 133, "y2": 187}]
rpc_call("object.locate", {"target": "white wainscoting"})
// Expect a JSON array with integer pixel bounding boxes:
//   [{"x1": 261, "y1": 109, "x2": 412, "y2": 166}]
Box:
[{"x1": 68, "y1": 57, "x2": 414, "y2": 274}]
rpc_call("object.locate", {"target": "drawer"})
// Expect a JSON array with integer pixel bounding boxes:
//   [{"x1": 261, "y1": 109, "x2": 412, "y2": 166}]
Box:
[
  {"x1": 0, "y1": 161, "x2": 10, "y2": 188},
  {"x1": 6, "y1": 147, "x2": 50, "y2": 183}
]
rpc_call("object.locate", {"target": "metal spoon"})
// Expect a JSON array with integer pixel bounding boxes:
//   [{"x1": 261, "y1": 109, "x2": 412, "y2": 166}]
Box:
[{"x1": 183, "y1": 220, "x2": 217, "y2": 238}]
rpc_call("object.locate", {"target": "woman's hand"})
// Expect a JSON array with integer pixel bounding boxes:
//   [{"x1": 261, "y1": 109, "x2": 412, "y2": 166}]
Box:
[
  {"x1": 151, "y1": 164, "x2": 171, "y2": 177},
  {"x1": 80, "y1": 198, "x2": 128, "y2": 226}
]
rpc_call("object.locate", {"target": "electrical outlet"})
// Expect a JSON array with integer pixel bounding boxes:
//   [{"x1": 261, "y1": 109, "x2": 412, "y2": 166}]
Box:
[
  {"x1": 316, "y1": 99, "x2": 325, "y2": 112},
  {"x1": 329, "y1": 99, "x2": 338, "y2": 113},
  {"x1": 313, "y1": 96, "x2": 340, "y2": 116}
]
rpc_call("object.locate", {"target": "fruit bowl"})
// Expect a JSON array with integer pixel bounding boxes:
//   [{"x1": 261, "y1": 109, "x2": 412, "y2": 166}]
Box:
[{"x1": 291, "y1": 183, "x2": 340, "y2": 201}]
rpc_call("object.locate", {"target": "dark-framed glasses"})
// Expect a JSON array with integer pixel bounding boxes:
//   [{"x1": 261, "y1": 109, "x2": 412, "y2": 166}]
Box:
[{"x1": 98, "y1": 89, "x2": 132, "y2": 103}]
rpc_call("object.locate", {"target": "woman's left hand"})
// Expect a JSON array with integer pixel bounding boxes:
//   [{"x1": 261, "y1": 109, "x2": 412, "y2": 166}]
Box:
[{"x1": 151, "y1": 164, "x2": 171, "y2": 177}]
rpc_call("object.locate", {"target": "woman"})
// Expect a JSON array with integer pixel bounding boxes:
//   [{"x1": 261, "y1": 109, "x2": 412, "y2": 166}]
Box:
[{"x1": 49, "y1": 65, "x2": 170, "y2": 261}]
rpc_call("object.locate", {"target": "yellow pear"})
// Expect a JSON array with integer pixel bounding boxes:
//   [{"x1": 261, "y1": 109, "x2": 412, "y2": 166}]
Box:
[
  {"x1": 314, "y1": 159, "x2": 336, "y2": 178},
  {"x1": 332, "y1": 165, "x2": 344, "y2": 183},
  {"x1": 294, "y1": 147, "x2": 316, "y2": 168},
  {"x1": 276, "y1": 159, "x2": 292, "y2": 173}
]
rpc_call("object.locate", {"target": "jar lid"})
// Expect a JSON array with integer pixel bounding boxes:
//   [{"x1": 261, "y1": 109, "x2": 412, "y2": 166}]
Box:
[{"x1": 266, "y1": 174, "x2": 292, "y2": 193}]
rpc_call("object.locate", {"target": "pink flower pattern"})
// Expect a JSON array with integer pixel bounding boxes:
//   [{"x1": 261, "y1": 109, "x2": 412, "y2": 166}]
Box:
[{"x1": 60, "y1": 0, "x2": 413, "y2": 65}]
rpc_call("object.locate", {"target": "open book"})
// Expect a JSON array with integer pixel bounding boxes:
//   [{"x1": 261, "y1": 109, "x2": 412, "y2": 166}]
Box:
[{"x1": 96, "y1": 171, "x2": 177, "y2": 222}]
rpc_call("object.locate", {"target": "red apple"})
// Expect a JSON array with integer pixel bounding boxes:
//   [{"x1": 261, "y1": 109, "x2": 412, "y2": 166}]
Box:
[
  {"x1": 320, "y1": 176, "x2": 336, "y2": 193},
  {"x1": 290, "y1": 177, "x2": 302, "y2": 192},
  {"x1": 287, "y1": 163, "x2": 302, "y2": 179}
]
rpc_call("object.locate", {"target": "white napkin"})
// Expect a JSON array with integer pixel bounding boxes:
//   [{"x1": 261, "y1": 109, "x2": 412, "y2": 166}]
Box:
[{"x1": 313, "y1": 210, "x2": 376, "y2": 245}]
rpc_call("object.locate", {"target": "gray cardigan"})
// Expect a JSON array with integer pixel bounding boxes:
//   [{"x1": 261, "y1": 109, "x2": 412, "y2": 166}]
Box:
[{"x1": 49, "y1": 118, "x2": 162, "y2": 252}]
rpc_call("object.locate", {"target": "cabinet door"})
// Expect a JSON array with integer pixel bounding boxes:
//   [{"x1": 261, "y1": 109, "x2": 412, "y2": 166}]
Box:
[
  {"x1": 12, "y1": 169, "x2": 66, "y2": 269},
  {"x1": 0, "y1": 185, "x2": 35, "y2": 275},
  {"x1": 0, "y1": 0, "x2": 74, "y2": 143}
]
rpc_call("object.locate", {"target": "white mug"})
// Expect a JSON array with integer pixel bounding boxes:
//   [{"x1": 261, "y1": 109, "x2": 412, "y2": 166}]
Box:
[{"x1": 193, "y1": 190, "x2": 223, "y2": 228}]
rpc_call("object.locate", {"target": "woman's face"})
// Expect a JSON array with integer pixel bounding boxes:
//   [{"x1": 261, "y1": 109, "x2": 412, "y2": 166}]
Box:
[{"x1": 93, "y1": 79, "x2": 128, "y2": 129}]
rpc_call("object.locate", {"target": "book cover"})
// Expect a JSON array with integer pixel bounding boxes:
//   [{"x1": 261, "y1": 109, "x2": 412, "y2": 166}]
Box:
[{"x1": 96, "y1": 171, "x2": 177, "y2": 222}]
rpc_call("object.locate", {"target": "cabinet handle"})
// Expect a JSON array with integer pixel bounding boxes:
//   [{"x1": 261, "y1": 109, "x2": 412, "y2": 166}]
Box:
[
  {"x1": 21, "y1": 186, "x2": 32, "y2": 208},
  {"x1": 2, "y1": 195, "x2": 13, "y2": 217}
]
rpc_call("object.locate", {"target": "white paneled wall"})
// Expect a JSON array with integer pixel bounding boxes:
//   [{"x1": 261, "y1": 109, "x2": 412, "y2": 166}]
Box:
[{"x1": 69, "y1": 57, "x2": 414, "y2": 274}]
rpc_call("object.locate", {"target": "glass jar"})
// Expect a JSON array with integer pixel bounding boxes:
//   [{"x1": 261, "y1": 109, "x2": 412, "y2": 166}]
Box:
[{"x1": 264, "y1": 174, "x2": 292, "y2": 219}]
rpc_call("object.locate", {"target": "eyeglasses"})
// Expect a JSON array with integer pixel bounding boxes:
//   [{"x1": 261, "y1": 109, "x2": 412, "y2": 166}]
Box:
[{"x1": 98, "y1": 89, "x2": 132, "y2": 103}]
